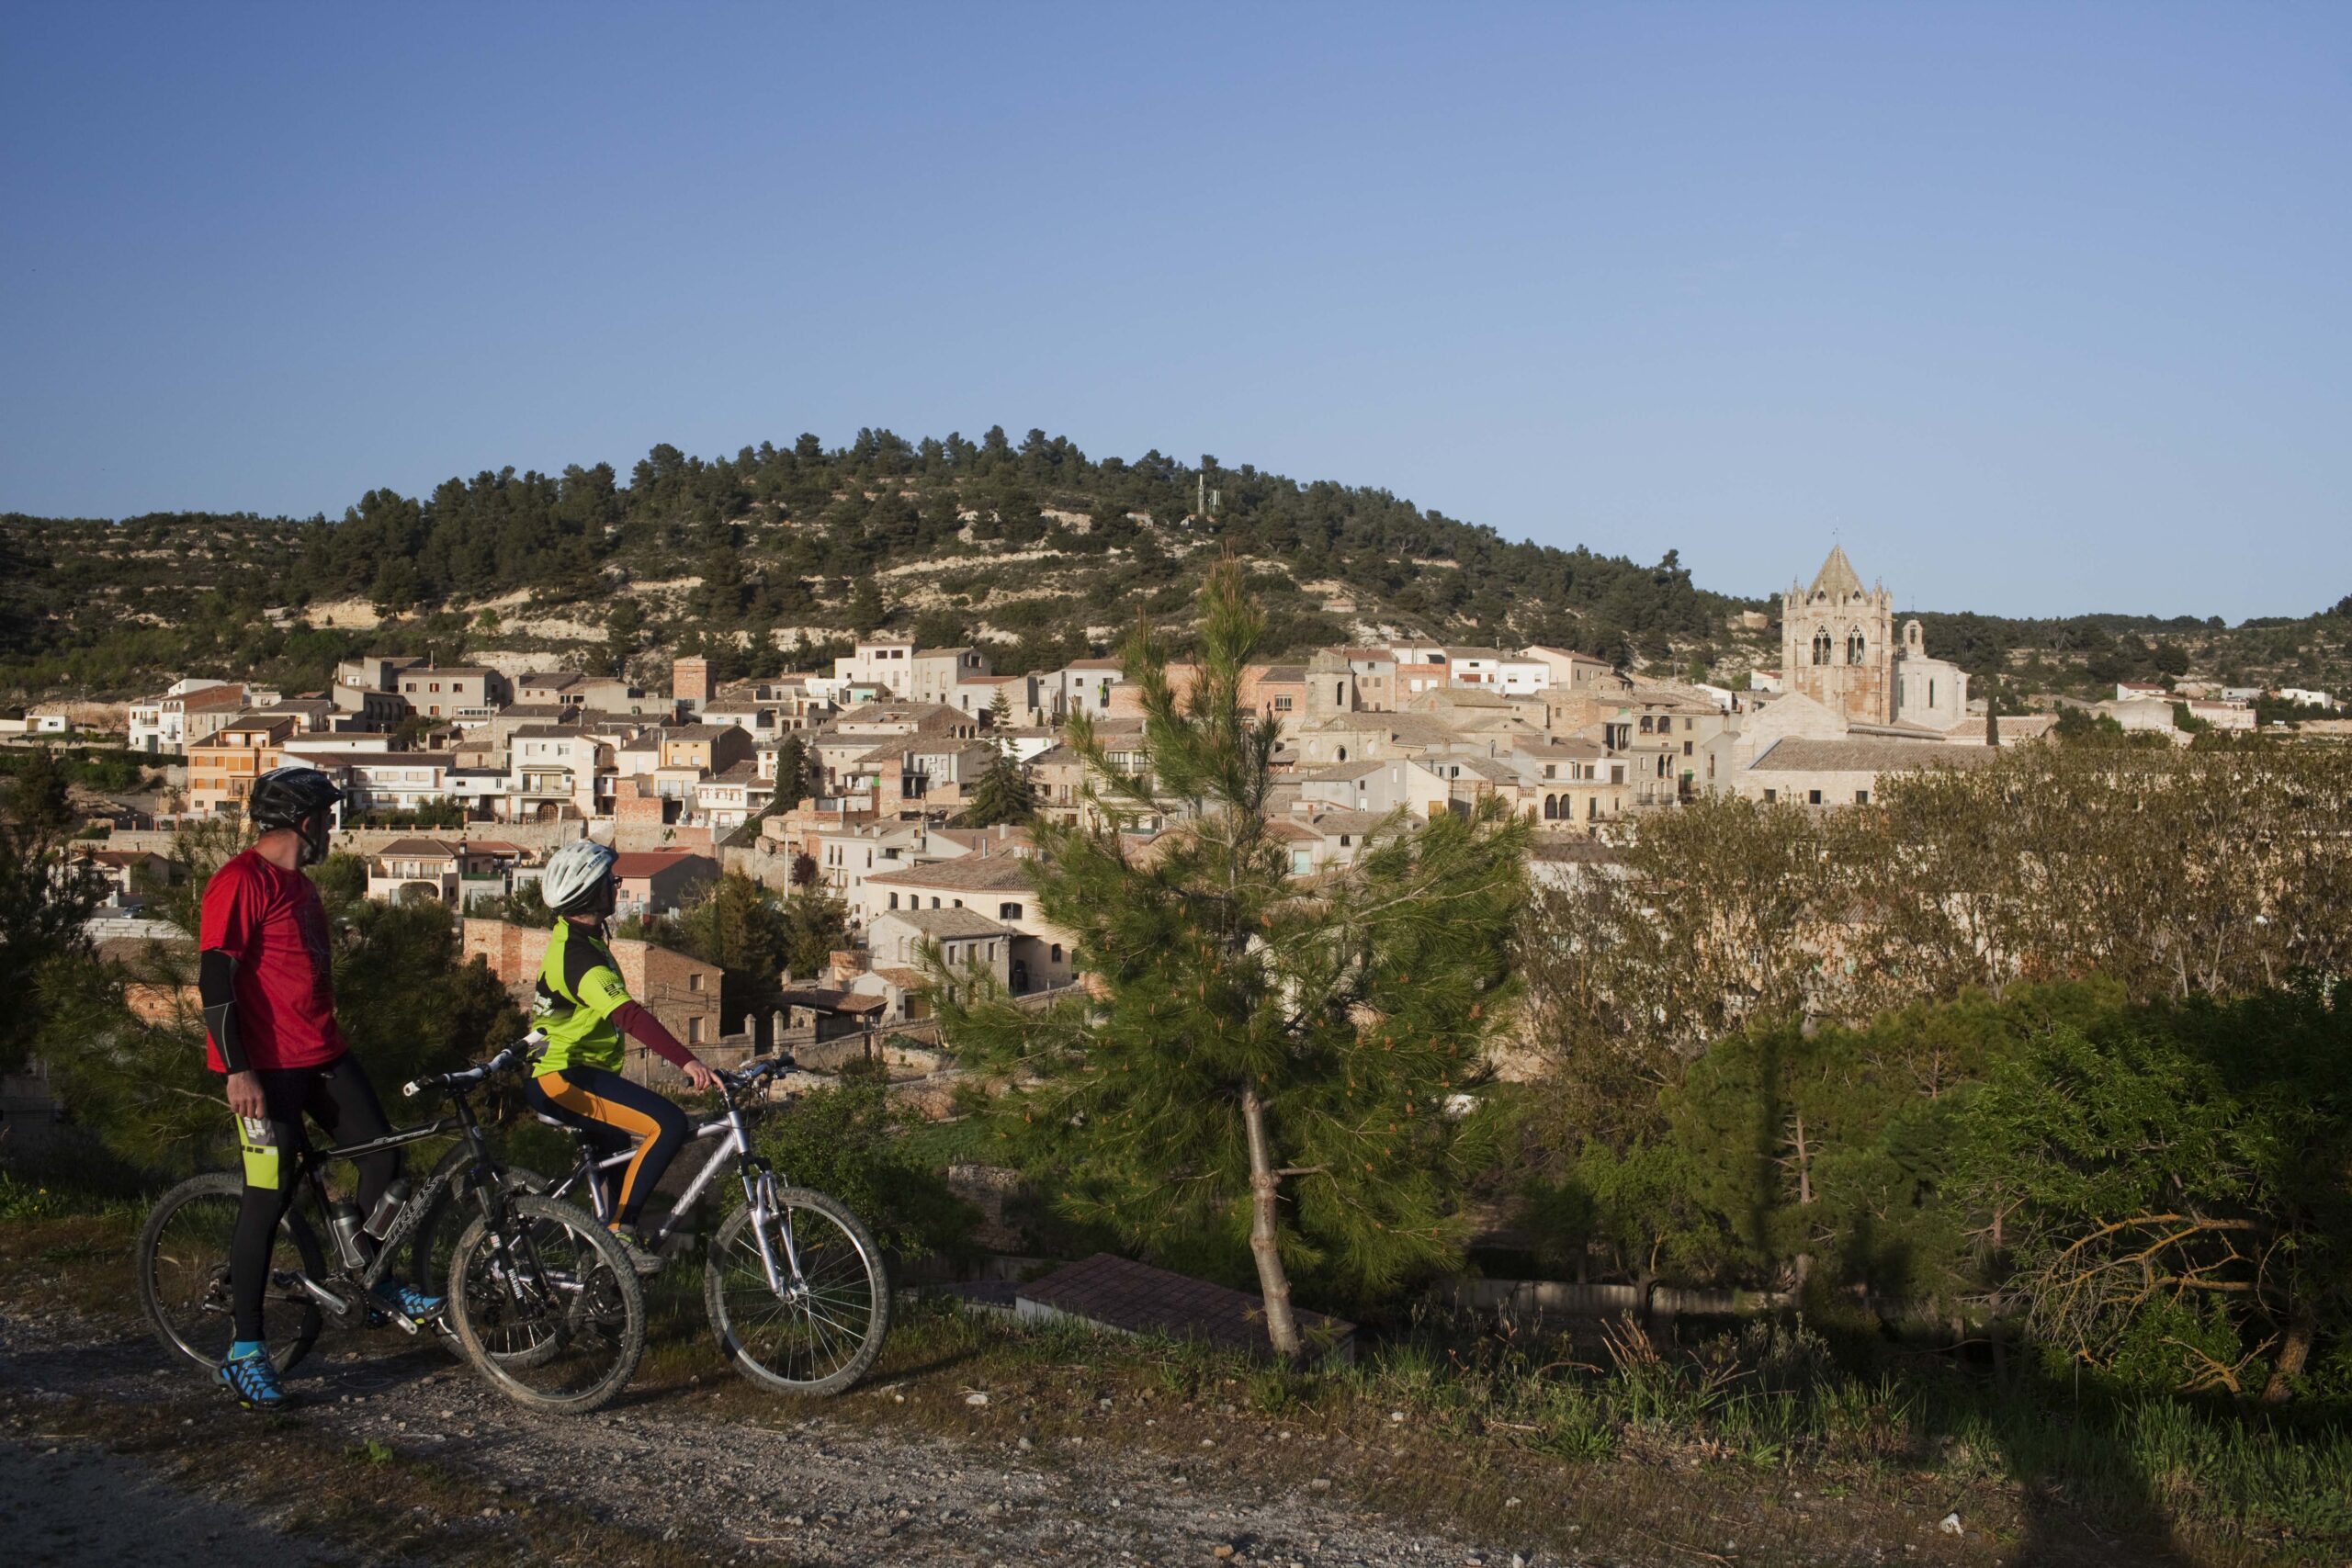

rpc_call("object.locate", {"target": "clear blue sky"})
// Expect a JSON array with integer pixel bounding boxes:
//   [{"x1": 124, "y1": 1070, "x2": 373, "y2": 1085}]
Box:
[{"x1": 4, "y1": 4, "x2": 2345, "y2": 620}]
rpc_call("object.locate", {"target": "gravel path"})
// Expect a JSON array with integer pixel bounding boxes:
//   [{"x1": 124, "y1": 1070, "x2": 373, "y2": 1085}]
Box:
[
  {"x1": 0, "y1": 1433, "x2": 356, "y2": 1567},
  {"x1": 0, "y1": 1303, "x2": 1551, "y2": 1568}
]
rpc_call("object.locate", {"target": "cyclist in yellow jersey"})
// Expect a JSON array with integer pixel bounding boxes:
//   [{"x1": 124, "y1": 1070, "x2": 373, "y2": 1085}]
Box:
[{"x1": 520, "y1": 840, "x2": 716, "y2": 1273}]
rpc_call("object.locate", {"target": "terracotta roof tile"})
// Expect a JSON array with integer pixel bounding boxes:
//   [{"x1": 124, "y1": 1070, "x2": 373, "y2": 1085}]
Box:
[{"x1": 866, "y1": 857, "x2": 1035, "y2": 893}]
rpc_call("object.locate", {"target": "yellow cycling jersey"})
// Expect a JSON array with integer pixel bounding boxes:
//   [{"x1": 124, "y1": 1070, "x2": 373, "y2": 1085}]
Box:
[{"x1": 531, "y1": 919, "x2": 637, "y2": 1077}]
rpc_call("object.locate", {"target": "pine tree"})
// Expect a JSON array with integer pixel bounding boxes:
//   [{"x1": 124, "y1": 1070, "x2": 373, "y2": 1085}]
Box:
[
  {"x1": 605, "y1": 600, "x2": 644, "y2": 679},
  {"x1": 960, "y1": 748, "x2": 1035, "y2": 829},
  {"x1": 936, "y1": 559, "x2": 1529, "y2": 1355},
  {"x1": 986, "y1": 684, "x2": 1014, "y2": 737},
  {"x1": 849, "y1": 579, "x2": 887, "y2": 636},
  {"x1": 1984, "y1": 672, "x2": 2002, "y2": 746},
  {"x1": 0, "y1": 773, "x2": 101, "y2": 1076},
  {"x1": 6, "y1": 745, "x2": 75, "y2": 835},
  {"x1": 779, "y1": 883, "x2": 849, "y2": 980}
]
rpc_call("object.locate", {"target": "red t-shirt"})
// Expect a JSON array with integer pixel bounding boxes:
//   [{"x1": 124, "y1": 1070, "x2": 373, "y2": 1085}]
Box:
[{"x1": 198, "y1": 849, "x2": 348, "y2": 1072}]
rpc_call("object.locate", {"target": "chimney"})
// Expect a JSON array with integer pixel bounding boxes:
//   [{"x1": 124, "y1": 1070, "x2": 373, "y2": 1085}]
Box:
[{"x1": 673, "y1": 656, "x2": 710, "y2": 708}]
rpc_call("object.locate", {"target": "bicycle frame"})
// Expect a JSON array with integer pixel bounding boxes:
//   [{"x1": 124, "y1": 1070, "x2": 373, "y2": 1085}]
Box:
[
  {"x1": 544, "y1": 1075, "x2": 805, "y2": 1296},
  {"x1": 279, "y1": 1089, "x2": 514, "y2": 1321}
]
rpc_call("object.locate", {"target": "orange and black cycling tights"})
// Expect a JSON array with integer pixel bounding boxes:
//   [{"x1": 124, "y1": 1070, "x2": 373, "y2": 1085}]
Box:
[{"x1": 520, "y1": 1066, "x2": 689, "y2": 1226}]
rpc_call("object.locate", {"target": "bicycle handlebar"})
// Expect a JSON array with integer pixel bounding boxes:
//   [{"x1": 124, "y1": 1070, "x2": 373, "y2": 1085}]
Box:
[
  {"x1": 402, "y1": 1030, "x2": 548, "y2": 1100},
  {"x1": 718, "y1": 1055, "x2": 795, "y2": 1095}
]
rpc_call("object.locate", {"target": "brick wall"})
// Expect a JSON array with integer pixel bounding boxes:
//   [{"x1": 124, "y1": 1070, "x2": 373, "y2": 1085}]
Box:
[
  {"x1": 124, "y1": 981, "x2": 198, "y2": 1025},
  {"x1": 462, "y1": 918, "x2": 723, "y2": 1081}
]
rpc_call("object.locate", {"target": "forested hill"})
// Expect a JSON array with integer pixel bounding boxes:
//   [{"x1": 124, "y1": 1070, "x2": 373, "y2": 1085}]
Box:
[
  {"x1": 5, "y1": 426, "x2": 2346, "y2": 702},
  {"x1": 1, "y1": 428, "x2": 1733, "y2": 698}
]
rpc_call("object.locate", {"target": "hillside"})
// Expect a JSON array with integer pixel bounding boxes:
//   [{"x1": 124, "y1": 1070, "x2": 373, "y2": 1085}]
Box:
[{"x1": 4, "y1": 427, "x2": 2346, "y2": 702}]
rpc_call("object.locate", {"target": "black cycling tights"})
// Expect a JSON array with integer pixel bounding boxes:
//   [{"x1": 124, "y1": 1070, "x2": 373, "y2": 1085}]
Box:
[{"x1": 229, "y1": 1055, "x2": 398, "y2": 1342}]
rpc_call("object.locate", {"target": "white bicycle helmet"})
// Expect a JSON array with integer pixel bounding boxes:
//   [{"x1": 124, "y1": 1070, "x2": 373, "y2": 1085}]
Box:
[{"x1": 541, "y1": 839, "x2": 618, "y2": 917}]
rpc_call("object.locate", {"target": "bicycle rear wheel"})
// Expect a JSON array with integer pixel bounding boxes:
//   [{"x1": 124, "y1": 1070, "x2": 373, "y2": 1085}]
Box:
[
  {"x1": 137, "y1": 1171, "x2": 323, "y2": 1377},
  {"x1": 705, "y1": 1187, "x2": 889, "y2": 1396},
  {"x1": 446, "y1": 1194, "x2": 643, "y2": 1414}
]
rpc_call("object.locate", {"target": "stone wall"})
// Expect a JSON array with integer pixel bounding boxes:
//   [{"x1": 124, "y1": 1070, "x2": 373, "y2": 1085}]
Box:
[
  {"x1": 721, "y1": 839, "x2": 801, "y2": 892},
  {"x1": 792, "y1": 1033, "x2": 948, "y2": 1076},
  {"x1": 945, "y1": 1161, "x2": 1028, "y2": 1252},
  {"x1": 27, "y1": 701, "x2": 130, "y2": 732},
  {"x1": 1, "y1": 1064, "x2": 72, "y2": 1161},
  {"x1": 100, "y1": 821, "x2": 589, "y2": 860},
  {"x1": 1735, "y1": 763, "x2": 1883, "y2": 807},
  {"x1": 615, "y1": 821, "x2": 713, "y2": 856}
]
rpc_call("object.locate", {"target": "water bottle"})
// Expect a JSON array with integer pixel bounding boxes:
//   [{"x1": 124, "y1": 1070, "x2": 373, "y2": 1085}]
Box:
[
  {"x1": 327, "y1": 1199, "x2": 369, "y2": 1270},
  {"x1": 363, "y1": 1178, "x2": 413, "y2": 1240}
]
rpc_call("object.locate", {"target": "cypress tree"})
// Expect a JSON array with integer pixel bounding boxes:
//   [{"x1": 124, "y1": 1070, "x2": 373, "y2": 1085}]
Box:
[
  {"x1": 936, "y1": 559, "x2": 1529, "y2": 1355},
  {"x1": 771, "y1": 732, "x2": 816, "y2": 808}
]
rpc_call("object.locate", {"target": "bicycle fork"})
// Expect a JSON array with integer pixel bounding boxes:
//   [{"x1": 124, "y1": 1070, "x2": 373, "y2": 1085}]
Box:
[
  {"x1": 744, "y1": 1171, "x2": 806, "y2": 1301},
  {"x1": 468, "y1": 1176, "x2": 576, "y2": 1314}
]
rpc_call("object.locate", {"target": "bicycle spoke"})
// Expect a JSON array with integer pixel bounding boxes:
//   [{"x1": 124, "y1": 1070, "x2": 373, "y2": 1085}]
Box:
[
  {"x1": 710, "y1": 1197, "x2": 883, "y2": 1391},
  {"x1": 450, "y1": 1197, "x2": 641, "y2": 1410},
  {"x1": 141, "y1": 1184, "x2": 317, "y2": 1373}
]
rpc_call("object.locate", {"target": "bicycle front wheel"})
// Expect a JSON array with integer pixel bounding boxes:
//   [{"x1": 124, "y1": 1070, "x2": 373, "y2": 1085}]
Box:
[
  {"x1": 446, "y1": 1194, "x2": 643, "y2": 1414},
  {"x1": 137, "y1": 1171, "x2": 323, "y2": 1377},
  {"x1": 705, "y1": 1188, "x2": 889, "y2": 1396},
  {"x1": 410, "y1": 1162, "x2": 549, "y2": 1363}
]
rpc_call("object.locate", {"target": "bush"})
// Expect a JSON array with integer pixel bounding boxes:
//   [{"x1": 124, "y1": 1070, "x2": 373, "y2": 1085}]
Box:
[
  {"x1": 1959, "y1": 985, "x2": 2352, "y2": 1402},
  {"x1": 750, "y1": 1082, "x2": 978, "y2": 1262}
]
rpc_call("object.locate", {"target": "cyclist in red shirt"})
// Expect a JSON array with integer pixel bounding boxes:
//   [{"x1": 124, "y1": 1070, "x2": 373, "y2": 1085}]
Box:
[{"x1": 201, "y1": 766, "x2": 442, "y2": 1409}]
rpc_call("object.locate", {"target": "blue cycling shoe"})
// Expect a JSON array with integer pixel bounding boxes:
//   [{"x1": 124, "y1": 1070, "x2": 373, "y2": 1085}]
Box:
[
  {"x1": 219, "y1": 1348, "x2": 286, "y2": 1410},
  {"x1": 370, "y1": 1282, "x2": 447, "y2": 1326}
]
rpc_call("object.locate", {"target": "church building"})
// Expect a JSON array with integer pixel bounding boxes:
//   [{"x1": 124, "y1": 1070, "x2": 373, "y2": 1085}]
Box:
[{"x1": 1780, "y1": 545, "x2": 1968, "y2": 731}]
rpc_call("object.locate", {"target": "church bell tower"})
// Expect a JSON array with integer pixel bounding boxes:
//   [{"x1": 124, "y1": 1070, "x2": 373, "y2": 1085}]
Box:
[{"x1": 1781, "y1": 545, "x2": 1895, "y2": 725}]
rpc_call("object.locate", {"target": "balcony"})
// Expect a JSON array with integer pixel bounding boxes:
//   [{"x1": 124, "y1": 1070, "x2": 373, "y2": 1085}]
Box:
[{"x1": 368, "y1": 870, "x2": 458, "y2": 904}]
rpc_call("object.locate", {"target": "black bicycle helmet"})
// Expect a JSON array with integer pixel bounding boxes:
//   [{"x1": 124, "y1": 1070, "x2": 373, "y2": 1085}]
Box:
[{"x1": 248, "y1": 765, "x2": 342, "y2": 866}]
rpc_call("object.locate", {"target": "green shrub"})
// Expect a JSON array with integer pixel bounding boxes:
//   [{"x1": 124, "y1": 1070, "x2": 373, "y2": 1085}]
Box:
[{"x1": 751, "y1": 1082, "x2": 978, "y2": 1261}]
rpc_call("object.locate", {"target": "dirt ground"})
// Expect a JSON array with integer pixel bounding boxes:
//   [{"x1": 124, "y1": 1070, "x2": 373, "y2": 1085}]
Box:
[
  {"x1": 0, "y1": 1434, "x2": 359, "y2": 1567},
  {"x1": 0, "y1": 1301, "x2": 1547, "y2": 1568}
]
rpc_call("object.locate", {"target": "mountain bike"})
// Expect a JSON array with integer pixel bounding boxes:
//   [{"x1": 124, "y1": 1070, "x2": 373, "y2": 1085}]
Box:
[
  {"x1": 137, "y1": 1032, "x2": 647, "y2": 1415},
  {"x1": 533, "y1": 1055, "x2": 891, "y2": 1395}
]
